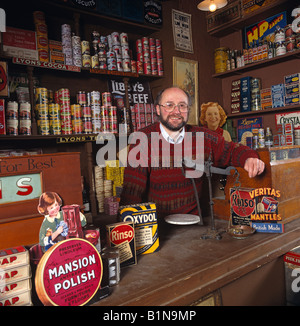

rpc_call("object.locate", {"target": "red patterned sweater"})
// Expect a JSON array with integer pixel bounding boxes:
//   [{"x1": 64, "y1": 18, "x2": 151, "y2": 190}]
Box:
[{"x1": 120, "y1": 122, "x2": 259, "y2": 218}]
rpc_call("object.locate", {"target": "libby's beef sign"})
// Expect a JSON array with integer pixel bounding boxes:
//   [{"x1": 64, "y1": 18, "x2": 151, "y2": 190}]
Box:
[
  {"x1": 35, "y1": 239, "x2": 102, "y2": 306},
  {"x1": 230, "y1": 187, "x2": 283, "y2": 233}
]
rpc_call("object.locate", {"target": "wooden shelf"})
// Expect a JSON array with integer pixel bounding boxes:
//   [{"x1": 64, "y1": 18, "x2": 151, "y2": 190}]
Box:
[
  {"x1": 228, "y1": 103, "x2": 300, "y2": 118},
  {"x1": 6, "y1": 56, "x2": 163, "y2": 79},
  {"x1": 208, "y1": 0, "x2": 291, "y2": 37},
  {"x1": 0, "y1": 133, "x2": 121, "y2": 142},
  {"x1": 213, "y1": 49, "x2": 300, "y2": 78}
]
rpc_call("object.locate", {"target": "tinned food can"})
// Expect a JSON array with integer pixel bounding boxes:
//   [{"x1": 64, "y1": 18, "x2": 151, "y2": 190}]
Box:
[
  {"x1": 37, "y1": 119, "x2": 50, "y2": 135},
  {"x1": 7, "y1": 101, "x2": 18, "y2": 119},
  {"x1": 102, "y1": 92, "x2": 111, "y2": 107},
  {"x1": 19, "y1": 119, "x2": 31, "y2": 135},
  {"x1": 35, "y1": 87, "x2": 48, "y2": 104},
  {"x1": 214, "y1": 47, "x2": 228, "y2": 74},
  {"x1": 20, "y1": 102, "x2": 31, "y2": 119}
]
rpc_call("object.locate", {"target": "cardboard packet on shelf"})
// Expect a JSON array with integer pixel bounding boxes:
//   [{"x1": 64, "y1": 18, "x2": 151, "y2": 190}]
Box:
[
  {"x1": 0, "y1": 290, "x2": 32, "y2": 306},
  {"x1": 106, "y1": 221, "x2": 137, "y2": 268},
  {"x1": 0, "y1": 246, "x2": 29, "y2": 270},
  {"x1": 0, "y1": 278, "x2": 32, "y2": 300}
]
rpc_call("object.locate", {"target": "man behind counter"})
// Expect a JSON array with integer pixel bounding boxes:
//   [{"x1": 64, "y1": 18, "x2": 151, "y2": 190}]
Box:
[{"x1": 120, "y1": 86, "x2": 265, "y2": 219}]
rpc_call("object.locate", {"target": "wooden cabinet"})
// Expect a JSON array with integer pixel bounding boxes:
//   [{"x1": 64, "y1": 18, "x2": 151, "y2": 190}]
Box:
[{"x1": 0, "y1": 0, "x2": 163, "y2": 220}]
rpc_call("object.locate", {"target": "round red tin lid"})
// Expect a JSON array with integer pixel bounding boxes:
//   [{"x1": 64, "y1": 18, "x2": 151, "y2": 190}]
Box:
[{"x1": 35, "y1": 238, "x2": 102, "y2": 306}]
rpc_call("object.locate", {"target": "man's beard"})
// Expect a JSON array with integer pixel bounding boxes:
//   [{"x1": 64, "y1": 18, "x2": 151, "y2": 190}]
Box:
[{"x1": 158, "y1": 113, "x2": 188, "y2": 131}]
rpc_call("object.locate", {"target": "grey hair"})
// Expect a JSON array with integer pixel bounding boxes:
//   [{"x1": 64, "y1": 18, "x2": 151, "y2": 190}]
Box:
[{"x1": 154, "y1": 86, "x2": 192, "y2": 107}]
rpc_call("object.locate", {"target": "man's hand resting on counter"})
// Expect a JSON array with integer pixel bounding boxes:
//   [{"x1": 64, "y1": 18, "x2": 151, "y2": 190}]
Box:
[{"x1": 244, "y1": 158, "x2": 265, "y2": 178}]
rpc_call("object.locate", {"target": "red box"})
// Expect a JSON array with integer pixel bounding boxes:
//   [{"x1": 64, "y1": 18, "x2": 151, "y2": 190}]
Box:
[
  {"x1": 2, "y1": 27, "x2": 38, "y2": 60},
  {"x1": 0, "y1": 99, "x2": 6, "y2": 135}
]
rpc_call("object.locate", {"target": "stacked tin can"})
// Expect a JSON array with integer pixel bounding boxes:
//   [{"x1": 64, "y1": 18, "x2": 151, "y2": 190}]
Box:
[
  {"x1": 35, "y1": 87, "x2": 50, "y2": 135},
  {"x1": 77, "y1": 91, "x2": 92, "y2": 133},
  {"x1": 48, "y1": 103, "x2": 61, "y2": 135},
  {"x1": 81, "y1": 40, "x2": 91, "y2": 68},
  {"x1": 101, "y1": 92, "x2": 110, "y2": 133},
  {"x1": 98, "y1": 39, "x2": 107, "y2": 69},
  {"x1": 120, "y1": 33, "x2": 131, "y2": 72},
  {"x1": 56, "y1": 88, "x2": 72, "y2": 134},
  {"x1": 142, "y1": 37, "x2": 151, "y2": 75},
  {"x1": 6, "y1": 101, "x2": 19, "y2": 135},
  {"x1": 149, "y1": 38, "x2": 157, "y2": 75},
  {"x1": 33, "y1": 11, "x2": 49, "y2": 63},
  {"x1": 72, "y1": 35, "x2": 82, "y2": 67},
  {"x1": 71, "y1": 104, "x2": 83, "y2": 133},
  {"x1": 285, "y1": 23, "x2": 299, "y2": 53},
  {"x1": 274, "y1": 25, "x2": 286, "y2": 56},
  {"x1": 250, "y1": 78, "x2": 262, "y2": 111},
  {"x1": 61, "y1": 24, "x2": 73, "y2": 65},
  {"x1": 156, "y1": 39, "x2": 163, "y2": 76},
  {"x1": 136, "y1": 37, "x2": 163, "y2": 75},
  {"x1": 136, "y1": 39, "x2": 143, "y2": 74},
  {"x1": 19, "y1": 102, "x2": 32, "y2": 135},
  {"x1": 90, "y1": 91, "x2": 101, "y2": 133},
  {"x1": 90, "y1": 31, "x2": 100, "y2": 69}
]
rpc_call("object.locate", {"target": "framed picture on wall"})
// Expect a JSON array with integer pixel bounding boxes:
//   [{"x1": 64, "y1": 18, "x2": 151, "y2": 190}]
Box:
[{"x1": 173, "y1": 56, "x2": 199, "y2": 125}]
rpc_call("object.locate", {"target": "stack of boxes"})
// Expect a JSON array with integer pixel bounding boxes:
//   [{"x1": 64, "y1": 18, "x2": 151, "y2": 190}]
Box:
[
  {"x1": 33, "y1": 11, "x2": 49, "y2": 63},
  {"x1": 240, "y1": 76, "x2": 252, "y2": 112},
  {"x1": 230, "y1": 79, "x2": 241, "y2": 114},
  {"x1": 0, "y1": 246, "x2": 32, "y2": 306},
  {"x1": 284, "y1": 73, "x2": 300, "y2": 106},
  {"x1": 260, "y1": 87, "x2": 272, "y2": 110},
  {"x1": 273, "y1": 122, "x2": 295, "y2": 146},
  {"x1": 271, "y1": 83, "x2": 285, "y2": 108},
  {"x1": 231, "y1": 73, "x2": 300, "y2": 114},
  {"x1": 48, "y1": 40, "x2": 64, "y2": 64}
]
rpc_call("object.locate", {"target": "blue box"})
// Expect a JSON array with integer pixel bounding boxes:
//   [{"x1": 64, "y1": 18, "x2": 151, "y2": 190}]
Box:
[
  {"x1": 240, "y1": 76, "x2": 252, "y2": 94},
  {"x1": 284, "y1": 73, "x2": 300, "y2": 86},
  {"x1": 272, "y1": 84, "x2": 285, "y2": 108}
]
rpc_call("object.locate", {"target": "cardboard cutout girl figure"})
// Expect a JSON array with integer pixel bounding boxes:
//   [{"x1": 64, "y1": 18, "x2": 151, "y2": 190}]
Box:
[
  {"x1": 200, "y1": 102, "x2": 232, "y2": 142},
  {"x1": 38, "y1": 192, "x2": 87, "y2": 252}
]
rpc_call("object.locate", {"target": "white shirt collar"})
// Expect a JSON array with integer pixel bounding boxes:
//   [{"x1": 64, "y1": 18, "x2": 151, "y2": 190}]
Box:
[{"x1": 159, "y1": 123, "x2": 185, "y2": 144}]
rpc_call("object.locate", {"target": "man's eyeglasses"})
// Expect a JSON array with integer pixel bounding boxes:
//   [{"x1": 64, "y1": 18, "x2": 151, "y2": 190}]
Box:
[{"x1": 159, "y1": 102, "x2": 189, "y2": 113}]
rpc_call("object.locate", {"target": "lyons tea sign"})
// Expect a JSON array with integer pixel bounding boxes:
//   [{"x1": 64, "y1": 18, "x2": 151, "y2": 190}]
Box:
[{"x1": 35, "y1": 238, "x2": 103, "y2": 306}]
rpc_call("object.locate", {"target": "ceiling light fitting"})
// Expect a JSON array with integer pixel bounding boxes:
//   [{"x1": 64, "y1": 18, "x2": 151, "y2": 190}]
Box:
[{"x1": 197, "y1": 0, "x2": 228, "y2": 12}]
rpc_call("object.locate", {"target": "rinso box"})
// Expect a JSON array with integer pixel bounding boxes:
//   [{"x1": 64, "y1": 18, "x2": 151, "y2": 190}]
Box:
[
  {"x1": 119, "y1": 202, "x2": 159, "y2": 255},
  {"x1": 106, "y1": 221, "x2": 136, "y2": 268},
  {"x1": 230, "y1": 188, "x2": 256, "y2": 225}
]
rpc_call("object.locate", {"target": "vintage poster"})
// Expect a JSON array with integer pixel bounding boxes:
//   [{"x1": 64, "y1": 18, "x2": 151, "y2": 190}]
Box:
[
  {"x1": 275, "y1": 111, "x2": 300, "y2": 130},
  {"x1": 237, "y1": 116, "x2": 263, "y2": 143},
  {"x1": 244, "y1": 11, "x2": 287, "y2": 47},
  {"x1": 108, "y1": 79, "x2": 153, "y2": 105},
  {"x1": 172, "y1": 9, "x2": 193, "y2": 53}
]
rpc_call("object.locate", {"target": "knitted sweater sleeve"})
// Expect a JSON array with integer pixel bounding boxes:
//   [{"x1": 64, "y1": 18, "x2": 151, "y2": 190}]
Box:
[{"x1": 206, "y1": 131, "x2": 259, "y2": 168}]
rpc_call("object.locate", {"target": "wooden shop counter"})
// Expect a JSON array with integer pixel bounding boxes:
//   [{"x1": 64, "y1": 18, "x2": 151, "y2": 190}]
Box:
[
  {"x1": 214, "y1": 145, "x2": 300, "y2": 224},
  {"x1": 92, "y1": 218, "x2": 300, "y2": 306}
]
